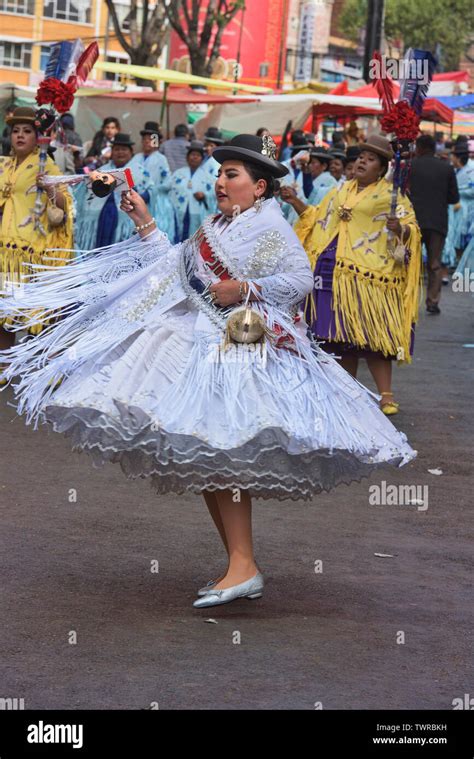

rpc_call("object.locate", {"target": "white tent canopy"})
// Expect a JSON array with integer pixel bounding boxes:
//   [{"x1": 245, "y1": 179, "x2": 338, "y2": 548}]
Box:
[
  {"x1": 0, "y1": 83, "x2": 188, "y2": 143},
  {"x1": 193, "y1": 93, "x2": 383, "y2": 139}
]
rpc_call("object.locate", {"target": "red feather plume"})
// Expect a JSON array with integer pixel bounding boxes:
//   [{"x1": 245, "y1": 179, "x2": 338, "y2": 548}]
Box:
[
  {"x1": 75, "y1": 42, "x2": 99, "y2": 85},
  {"x1": 372, "y1": 50, "x2": 395, "y2": 115}
]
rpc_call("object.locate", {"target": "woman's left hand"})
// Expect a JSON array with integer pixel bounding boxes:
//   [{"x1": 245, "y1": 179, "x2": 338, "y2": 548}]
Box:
[
  {"x1": 386, "y1": 215, "x2": 402, "y2": 237},
  {"x1": 209, "y1": 280, "x2": 241, "y2": 307},
  {"x1": 36, "y1": 172, "x2": 49, "y2": 192}
]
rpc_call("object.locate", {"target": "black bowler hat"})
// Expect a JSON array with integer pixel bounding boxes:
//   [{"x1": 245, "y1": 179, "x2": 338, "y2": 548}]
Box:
[
  {"x1": 140, "y1": 121, "x2": 160, "y2": 136},
  {"x1": 290, "y1": 143, "x2": 313, "y2": 155},
  {"x1": 112, "y1": 133, "x2": 134, "y2": 148},
  {"x1": 310, "y1": 147, "x2": 331, "y2": 164},
  {"x1": 213, "y1": 134, "x2": 289, "y2": 178},
  {"x1": 187, "y1": 140, "x2": 205, "y2": 155},
  {"x1": 204, "y1": 127, "x2": 225, "y2": 145},
  {"x1": 452, "y1": 143, "x2": 469, "y2": 156},
  {"x1": 290, "y1": 132, "x2": 313, "y2": 154},
  {"x1": 329, "y1": 149, "x2": 347, "y2": 164},
  {"x1": 346, "y1": 146, "x2": 361, "y2": 162}
]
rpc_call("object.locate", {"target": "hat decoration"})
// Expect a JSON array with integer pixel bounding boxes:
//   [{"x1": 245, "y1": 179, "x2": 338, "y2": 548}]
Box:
[{"x1": 261, "y1": 134, "x2": 278, "y2": 159}]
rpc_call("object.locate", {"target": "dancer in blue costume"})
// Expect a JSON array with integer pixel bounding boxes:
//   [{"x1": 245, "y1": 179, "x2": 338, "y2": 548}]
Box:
[
  {"x1": 442, "y1": 145, "x2": 474, "y2": 267},
  {"x1": 129, "y1": 121, "x2": 175, "y2": 242},
  {"x1": 171, "y1": 141, "x2": 214, "y2": 242},
  {"x1": 74, "y1": 133, "x2": 154, "y2": 250},
  {"x1": 305, "y1": 147, "x2": 338, "y2": 205},
  {"x1": 202, "y1": 127, "x2": 225, "y2": 215},
  {"x1": 280, "y1": 147, "x2": 337, "y2": 226},
  {"x1": 278, "y1": 137, "x2": 312, "y2": 222}
]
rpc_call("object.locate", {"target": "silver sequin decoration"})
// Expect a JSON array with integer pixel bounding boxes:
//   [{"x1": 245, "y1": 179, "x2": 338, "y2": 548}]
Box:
[{"x1": 242, "y1": 230, "x2": 287, "y2": 278}]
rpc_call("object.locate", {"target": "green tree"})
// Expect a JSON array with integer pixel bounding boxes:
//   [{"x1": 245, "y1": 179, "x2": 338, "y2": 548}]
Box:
[
  {"x1": 164, "y1": 0, "x2": 246, "y2": 78},
  {"x1": 339, "y1": 0, "x2": 473, "y2": 70}
]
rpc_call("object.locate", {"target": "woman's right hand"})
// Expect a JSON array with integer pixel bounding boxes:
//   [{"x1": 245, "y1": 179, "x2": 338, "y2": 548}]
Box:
[
  {"x1": 120, "y1": 189, "x2": 152, "y2": 226},
  {"x1": 279, "y1": 186, "x2": 298, "y2": 205}
]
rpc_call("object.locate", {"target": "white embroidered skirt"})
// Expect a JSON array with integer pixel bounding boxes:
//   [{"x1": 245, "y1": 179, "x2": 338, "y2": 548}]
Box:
[{"x1": 0, "y1": 236, "x2": 416, "y2": 502}]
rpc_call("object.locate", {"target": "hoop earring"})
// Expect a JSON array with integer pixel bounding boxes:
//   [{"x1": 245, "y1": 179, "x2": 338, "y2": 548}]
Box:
[{"x1": 253, "y1": 195, "x2": 263, "y2": 212}]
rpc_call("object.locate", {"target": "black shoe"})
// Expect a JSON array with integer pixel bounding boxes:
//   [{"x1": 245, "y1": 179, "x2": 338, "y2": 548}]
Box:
[{"x1": 426, "y1": 303, "x2": 441, "y2": 314}]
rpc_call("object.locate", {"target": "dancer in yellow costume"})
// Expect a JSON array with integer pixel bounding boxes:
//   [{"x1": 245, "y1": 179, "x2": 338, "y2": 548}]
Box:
[
  {"x1": 281, "y1": 134, "x2": 421, "y2": 415},
  {"x1": 0, "y1": 107, "x2": 73, "y2": 361}
]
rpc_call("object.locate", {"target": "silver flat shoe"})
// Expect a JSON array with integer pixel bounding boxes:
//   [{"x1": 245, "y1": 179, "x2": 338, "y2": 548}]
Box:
[
  {"x1": 193, "y1": 572, "x2": 264, "y2": 608},
  {"x1": 197, "y1": 579, "x2": 218, "y2": 597}
]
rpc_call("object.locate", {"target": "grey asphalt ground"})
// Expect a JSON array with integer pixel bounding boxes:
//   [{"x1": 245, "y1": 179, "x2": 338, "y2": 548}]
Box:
[{"x1": 0, "y1": 283, "x2": 472, "y2": 710}]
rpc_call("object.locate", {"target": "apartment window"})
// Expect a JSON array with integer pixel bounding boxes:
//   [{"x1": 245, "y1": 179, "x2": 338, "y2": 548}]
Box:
[
  {"x1": 0, "y1": 41, "x2": 32, "y2": 68},
  {"x1": 0, "y1": 0, "x2": 34, "y2": 13},
  {"x1": 43, "y1": 0, "x2": 91, "y2": 23},
  {"x1": 40, "y1": 44, "x2": 51, "y2": 71},
  {"x1": 104, "y1": 55, "x2": 129, "y2": 82}
]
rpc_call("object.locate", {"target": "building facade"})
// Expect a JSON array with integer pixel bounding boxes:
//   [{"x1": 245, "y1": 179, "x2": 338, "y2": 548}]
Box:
[
  {"x1": 285, "y1": 0, "x2": 333, "y2": 82},
  {"x1": 0, "y1": 0, "x2": 130, "y2": 87},
  {"x1": 168, "y1": 0, "x2": 291, "y2": 88}
]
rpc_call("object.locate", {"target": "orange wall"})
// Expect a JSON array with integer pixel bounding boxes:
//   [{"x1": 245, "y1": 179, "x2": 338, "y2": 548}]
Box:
[
  {"x1": 0, "y1": 68, "x2": 29, "y2": 85},
  {"x1": 0, "y1": 0, "x2": 127, "y2": 85}
]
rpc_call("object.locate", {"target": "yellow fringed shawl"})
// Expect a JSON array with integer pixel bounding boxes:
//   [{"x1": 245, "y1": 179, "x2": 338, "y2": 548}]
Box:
[
  {"x1": 294, "y1": 178, "x2": 422, "y2": 363},
  {"x1": 0, "y1": 151, "x2": 74, "y2": 334}
]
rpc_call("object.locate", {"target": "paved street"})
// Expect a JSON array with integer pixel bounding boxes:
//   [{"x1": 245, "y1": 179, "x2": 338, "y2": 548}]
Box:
[{"x1": 0, "y1": 283, "x2": 472, "y2": 710}]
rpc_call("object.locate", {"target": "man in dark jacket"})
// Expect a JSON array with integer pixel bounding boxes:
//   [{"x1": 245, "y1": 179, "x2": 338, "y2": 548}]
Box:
[{"x1": 409, "y1": 134, "x2": 459, "y2": 314}]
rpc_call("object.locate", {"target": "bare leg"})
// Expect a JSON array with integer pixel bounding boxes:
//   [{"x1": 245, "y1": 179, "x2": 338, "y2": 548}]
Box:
[
  {"x1": 202, "y1": 491, "x2": 229, "y2": 553},
  {"x1": 202, "y1": 490, "x2": 229, "y2": 583},
  {"x1": 341, "y1": 353, "x2": 359, "y2": 377},
  {"x1": 366, "y1": 356, "x2": 395, "y2": 407},
  {"x1": 211, "y1": 489, "x2": 259, "y2": 590}
]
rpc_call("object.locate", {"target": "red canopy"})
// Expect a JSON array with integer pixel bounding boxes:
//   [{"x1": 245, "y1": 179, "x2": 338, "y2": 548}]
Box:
[
  {"x1": 432, "y1": 70, "x2": 470, "y2": 82},
  {"x1": 311, "y1": 82, "x2": 453, "y2": 125},
  {"x1": 329, "y1": 81, "x2": 349, "y2": 96}
]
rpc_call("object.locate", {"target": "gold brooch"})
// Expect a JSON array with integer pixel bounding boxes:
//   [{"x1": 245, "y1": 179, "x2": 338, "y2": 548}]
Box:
[
  {"x1": 261, "y1": 135, "x2": 277, "y2": 159},
  {"x1": 2, "y1": 182, "x2": 13, "y2": 199},
  {"x1": 337, "y1": 204, "x2": 353, "y2": 221}
]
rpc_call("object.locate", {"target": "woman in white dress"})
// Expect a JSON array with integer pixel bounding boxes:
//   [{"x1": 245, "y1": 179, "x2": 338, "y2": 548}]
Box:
[{"x1": 0, "y1": 134, "x2": 416, "y2": 609}]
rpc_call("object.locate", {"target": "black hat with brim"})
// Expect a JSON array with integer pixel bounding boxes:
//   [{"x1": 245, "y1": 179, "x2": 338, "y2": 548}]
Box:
[
  {"x1": 213, "y1": 134, "x2": 289, "y2": 178},
  {"x1": 112, "y1": 133, "x2": 134, "y2": 148},
  {"x1": 187, "y1": 140, "x2": 205, "y2": 155},
  {"x1": 140, "y1": 121, "x2": 160, "y2": 136},
  {"x1": 329, "y1": 149, "x2": 347, "y2": 162},
  {"x1": 204, "y1": 127, "x2": 225, "y2": 145},
  {"x1": 346, "y1": 146, "x2": 361, "y2": 162},
  {"x1": 290, "y1": 143, "x2": 313, "y2": 155},
  {"x1": 310, "y1": 148, "x2": 331, "y2": 164},
  {"x1": 452, "y1": 144, "x2": 469, "y2": 156}
]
